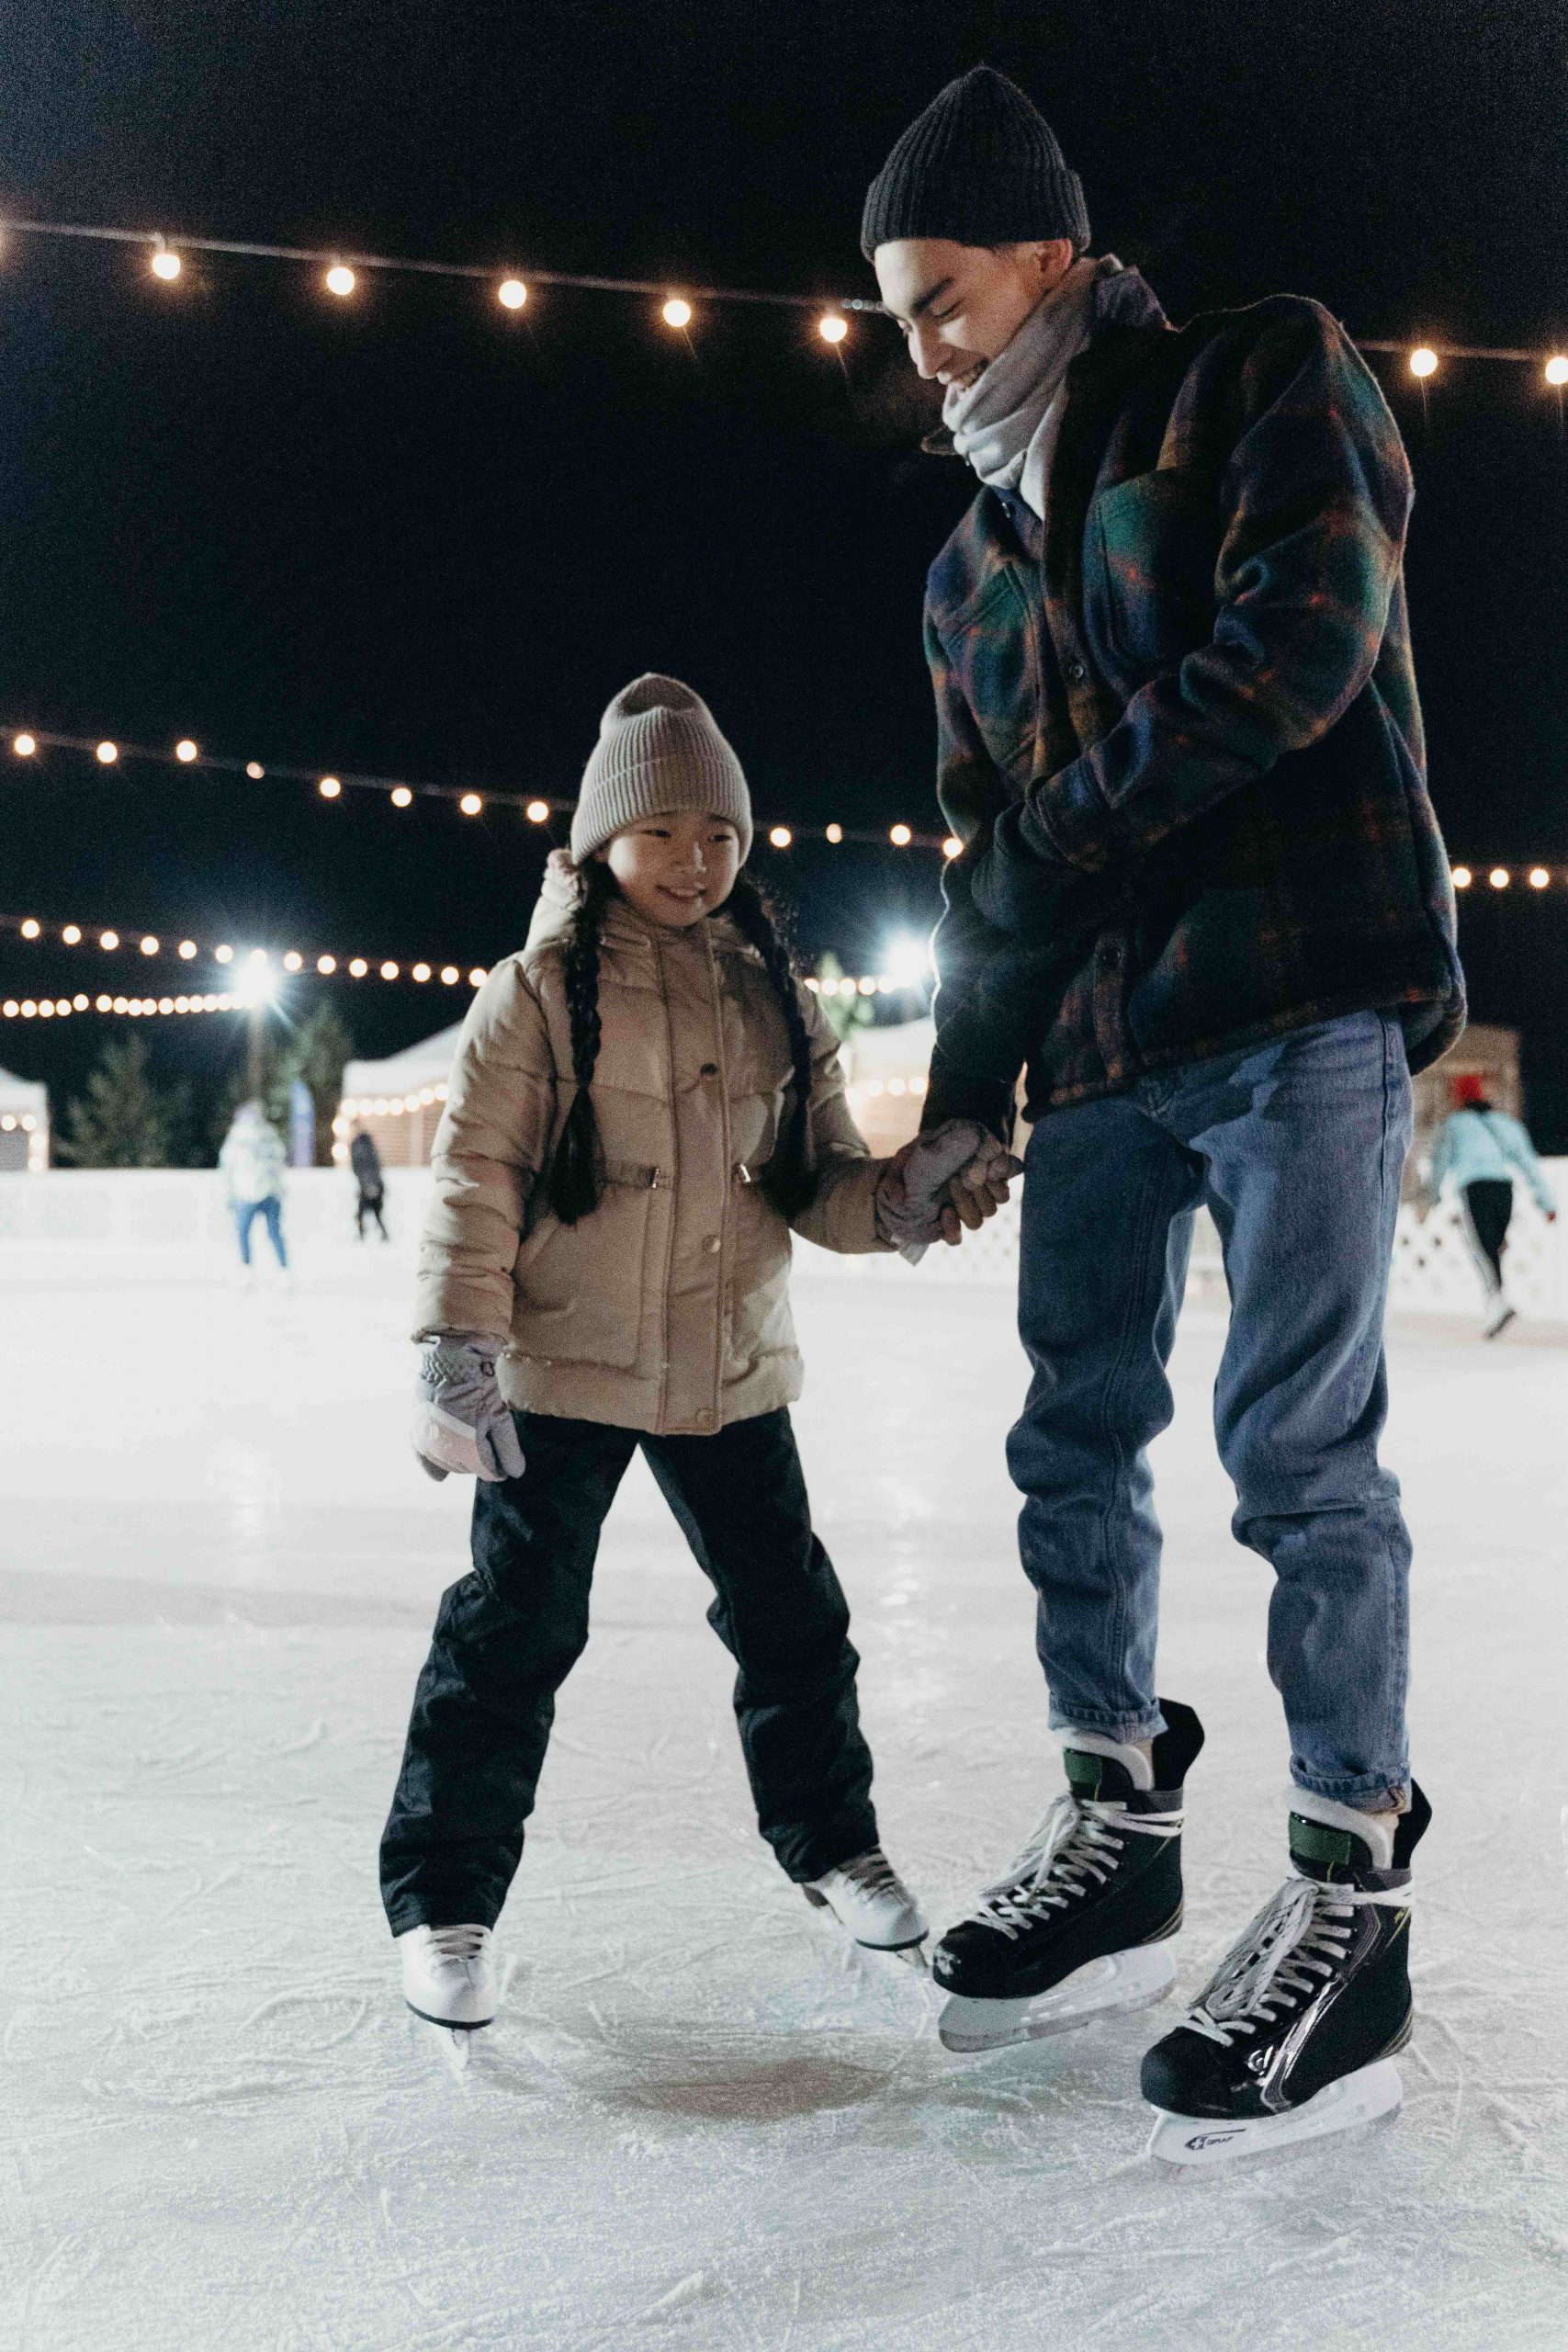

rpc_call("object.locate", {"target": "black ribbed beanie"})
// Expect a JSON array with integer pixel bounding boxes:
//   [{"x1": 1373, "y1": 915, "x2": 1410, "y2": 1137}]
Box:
[{"x1": 860, "y1": 66, "x2": 1089, "y2": 260}]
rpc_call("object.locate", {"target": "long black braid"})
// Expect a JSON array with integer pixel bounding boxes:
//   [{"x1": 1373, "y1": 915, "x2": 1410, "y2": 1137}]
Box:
[
  {"x1": 545, "y1": 863, "x2": 818, "y2": 1227},
  {"x1": 546, "y1": 858, "x2": 615, "y2": 1225},
  {"x1": 726, "y1": 873, "x2": 818, "y2": 1219}
]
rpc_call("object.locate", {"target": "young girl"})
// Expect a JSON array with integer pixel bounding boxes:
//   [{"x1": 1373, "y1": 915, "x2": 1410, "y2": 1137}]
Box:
[{"x1": 380, "y1": 673, "x2": 999, "y2": 2032}]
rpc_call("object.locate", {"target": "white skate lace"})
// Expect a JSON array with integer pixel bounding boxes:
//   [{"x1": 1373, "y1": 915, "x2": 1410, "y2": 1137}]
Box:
[
  {"x1": 1183, "y1": 1876, "x2": 1408, "y2": 2047},
  {"x1": 425, "y1": 1923, "x2": 489, "y2": 1964},
  {"x1": 964, "y1": 1794, "x2": 1181, "y2": 1942}
]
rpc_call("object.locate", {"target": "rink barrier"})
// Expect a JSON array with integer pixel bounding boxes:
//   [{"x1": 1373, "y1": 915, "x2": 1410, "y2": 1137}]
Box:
[{"x1": 0, "y1": 1165, "x2": 1563, "y2": 1320}]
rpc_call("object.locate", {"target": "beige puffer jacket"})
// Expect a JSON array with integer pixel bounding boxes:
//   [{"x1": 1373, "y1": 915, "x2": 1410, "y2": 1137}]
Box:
[{"x1": 414, "y1": 871, "x2": 891, "y2": 1434}]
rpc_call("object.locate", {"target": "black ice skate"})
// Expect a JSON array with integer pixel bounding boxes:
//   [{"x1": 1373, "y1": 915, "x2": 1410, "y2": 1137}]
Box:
[
  {"x1": 1142, "y1": 1783, "x2": 1431, "y2": 2177},
  {"x1": 932, "y1": 1700, "x2": 1204, "y2": 2052}
]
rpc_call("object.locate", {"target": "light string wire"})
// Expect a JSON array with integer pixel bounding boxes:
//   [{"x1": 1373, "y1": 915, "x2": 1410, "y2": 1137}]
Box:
[
  {"x1": 5, "y1": 217, "x2": 1567, "y2": 379},
  {"x1": 2, "y1": 725, "x2": 958, "y2": 851}
]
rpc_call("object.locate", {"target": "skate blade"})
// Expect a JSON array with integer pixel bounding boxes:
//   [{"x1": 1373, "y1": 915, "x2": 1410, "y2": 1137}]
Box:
[
  {"x1": 1145, "y1": 2057, "x2": 1403, "y2": 2179},
  {"x1": 938, "y1": 1941, "x2": 1176, "y2": 2053}
]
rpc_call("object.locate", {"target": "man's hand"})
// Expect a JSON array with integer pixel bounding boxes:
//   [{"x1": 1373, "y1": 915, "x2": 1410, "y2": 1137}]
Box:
[
  {"x1": 412, "y1": 1333, "x2": 525, "y2": 1483},
  {"x1": 875, "y1": 1120, "x2": 1021, "y2": 1253}
]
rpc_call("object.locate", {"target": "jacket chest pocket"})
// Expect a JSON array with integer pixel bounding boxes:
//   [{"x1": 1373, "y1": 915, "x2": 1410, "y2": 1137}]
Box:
[
  {"x1": 510, "y1": 1176, "x2": 657, "y2": 1371},
  {"x1": 1085, "y1": 468, "x2": 1220, "y2": 684},
  {"x1": 943, "y1": 567, "x2": 1042, "y2": 784}
]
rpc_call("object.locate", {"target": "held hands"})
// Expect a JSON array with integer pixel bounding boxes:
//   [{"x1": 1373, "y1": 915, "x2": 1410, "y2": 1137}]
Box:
[
  {"x1": 874, "y1": 1119, "x2": 1022, "y2": 1253},
  {"x1": 412, "y1": 1333, "x2": 526, "y2": 1484}
]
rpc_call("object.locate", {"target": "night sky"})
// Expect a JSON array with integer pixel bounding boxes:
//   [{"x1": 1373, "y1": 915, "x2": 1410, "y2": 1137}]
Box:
[{"x1": 3, "y1": 1, "x2": 1565, "y2": 1143}]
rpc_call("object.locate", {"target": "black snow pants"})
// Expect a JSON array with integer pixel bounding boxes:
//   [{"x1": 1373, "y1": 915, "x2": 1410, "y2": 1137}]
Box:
[
  {"x1": 1460, "y1": 1178, "x2": 1513, "y2": 1294},
  {"x1": 379, "y1": 1406, "x2": 878, "y2": 1933}
]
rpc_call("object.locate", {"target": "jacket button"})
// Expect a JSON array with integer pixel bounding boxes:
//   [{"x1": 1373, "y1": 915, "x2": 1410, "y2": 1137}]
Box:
[
  {"x1": 705, "y1": 1235, "x2": 721, "y2": 1254},
  {"x1": 1066, "y1": 658, "x2": 1088, "y2": 683},
  {"x1": 694, "y1": 1408, "x2": 714, "y2": 1426}
]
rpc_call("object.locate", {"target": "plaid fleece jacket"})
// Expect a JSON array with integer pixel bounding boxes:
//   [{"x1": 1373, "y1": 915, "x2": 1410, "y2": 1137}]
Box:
[{"x1": 921, "y1": 267, "x2": 1465, "y2": 1135}]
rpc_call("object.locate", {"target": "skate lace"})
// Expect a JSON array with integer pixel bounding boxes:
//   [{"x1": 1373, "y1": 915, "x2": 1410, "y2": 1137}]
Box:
[
  {"x1": 1183, "y1": 1876, "x2": 1404, "y2": 2047},
  {"x1": 836, "y1": 1847, "x2": 901, "y2": 1899},
  {"x1": 425, "y1": 1923, "x2": 489, "y2": 1964},
  {"x1": 965, "y1": 1794, "x2": 1179, "y2": 1943}
]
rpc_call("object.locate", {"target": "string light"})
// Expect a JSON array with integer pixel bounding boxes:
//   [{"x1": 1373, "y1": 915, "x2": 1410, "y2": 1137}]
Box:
[
  {"x1": 1452, "y1": 866, "x2": 1472, "y2": 888},
  {"x1": 661, "y1": 297, "x2": 693, "y2": 330},
  {"x1": 769, "y1": 826, "x2": 794, "y2": 849},
  {"x1": 889, "y1": 823, "x2": 912, "y2": 846},
  {"x1": 99, "y1": 929, "x2": 118, "y2": 950},
  {"x1": 412, "y1": 962, "x2": 431, "y2": 982},
  {"x1": 1409, "y1": 347, "x2": 1439, "y2": 379},
  {"x1": 468, "y1": 968, "x2": 487, "y2": 988},
  {"x1": 497, "y1": 278, "x2": 527, "y2": 311},
  {"x1": 390, "y1": 786, "x2": 412, "y2": 808},
  {"x1": 20, "y1": 919, "x2": 39, "y2": 939},
  {"x1": 458, "y1": 792, "x2": 482, "y2": 816},
  {"x1": 140, "y1": 935, "x2": 160, "y2": 956},
  {"x1": 177, "y1": 939, "x2": 197, "y2": 958},
  {"x1": 150, "y1": 247, "x2": 181, "y2": 283},
  {"x1": 319, "y1": 775, "x2": 342, "y2": 799},
  {"x1": 96, "y1": 741, "x2": 118, "y2": 764},
  {"x1": 13, "y1": 733, "x2": 35, "y2": 756},
  {"x1": 62, "y1": 925, "x2": 81, "y2": 944},
  {"x1": 175, "y1": 738, "x2": 197, "y2": 762},
  {"x1": 942, "y1": 836, "x2": 963, "y2": 859},
  {"x1": 818, "y1": 312, "x2": 849, "y2": 345},
  {"x1": 348, "y1": 958, "x2": 368, "y2": 978},
  {"x1": 1529, "y1": 867, "x2": 1550, "y2": 888},
  {"x1": 525, "y1": 799, "x2": 550, "y2": 824},
  {"x1": 324, "y1": 264, "x2": 355, "y2": 299},
  {"x1": 317, "y1": 955, "x2": 336, "y2": 975},
  {"x1": 1490, "y1": 867, "x2": 1510, "y2": 888},
  {"x1": 245, "y1": 761, "x2": 265, "y2": 779},
  {"x1": 215, "y1": 944, "x2": 233, "y2": 963},
  {"x1": 379, "y1": 960, "x2": 399, "y2": 980},
  {"x1": 825, "y1": 824, "x2": 843, "y2": 844},
  {"x1": 440, "y1": 966, "x2": 459, "y2": 985},
  {"x1": 1547, "y1": 356, "x2": 1568, "y2": 388}
]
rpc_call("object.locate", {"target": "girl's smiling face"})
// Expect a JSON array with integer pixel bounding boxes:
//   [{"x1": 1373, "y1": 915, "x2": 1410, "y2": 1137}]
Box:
[{"x1": 601, "y1": 809, "x2": 743, "y2": 929}]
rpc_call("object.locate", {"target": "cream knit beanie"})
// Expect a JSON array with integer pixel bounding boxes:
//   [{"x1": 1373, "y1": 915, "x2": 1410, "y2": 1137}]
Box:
[{"x1": 570, "y1": 673, "x2": 753, "y2": 864}]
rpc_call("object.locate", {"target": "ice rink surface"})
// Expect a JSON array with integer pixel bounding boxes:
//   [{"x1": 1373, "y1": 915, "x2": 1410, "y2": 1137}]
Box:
[{"x1": 4, "y1": 1208, "x2": 1567, "y2": 2352}]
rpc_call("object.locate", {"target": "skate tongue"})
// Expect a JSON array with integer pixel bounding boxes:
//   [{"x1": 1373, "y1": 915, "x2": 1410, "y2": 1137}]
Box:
[{"x1": 1063, "y1": 1742, "x2": 1145, "y2": 1804}]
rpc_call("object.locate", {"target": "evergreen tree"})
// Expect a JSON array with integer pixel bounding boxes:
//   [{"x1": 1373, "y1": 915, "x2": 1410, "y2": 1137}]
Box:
[
  {"x1": 282, "y1": 1001, "x2": 355, "y2": 1167},
  {"x1": 56, "y1": 1036, "x2": 190, "y2": 1168}
]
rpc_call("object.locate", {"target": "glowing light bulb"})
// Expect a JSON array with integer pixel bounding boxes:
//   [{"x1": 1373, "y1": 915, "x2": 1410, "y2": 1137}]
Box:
[
  {"x1": 72, "y1": 993, "x2": 87, "y2": 1011},
  {"x1": 390, "y1": 786, "x2": 412, "y2": 808},
  {"x1": 1529, "y1": 867, "x2": 1550, "y2": 888},
  {"x1": 379, "y1": 961, "x2": 399, "y2": 980},
  {"x1": 96, "y1": 741, "x2": 118, "y2": 764},
  {"x1": 95, "y1": 994, "x2": 110, "y2": 1012},
  {"x1": 319, "y1": 775, "x2": 342, "y2": 798},
  {"x1": 825, "y1": 823, "x2": 843, "y2": 844},
  {"x1": 1489, "y1": 867, "x2": 1510, "y2": 889},
  {"x1": 348, "y1": 958, "x2": 367, "y2": 978},
  {"x1": 215, "y1": 944, "x2": 233, "y2": 964},
  {"x1": 1451, "y1": 866, "x2": 1472, "y2": 889},
  {"x1": 178, "y1": 940, "x2": 197, "y2": 959},
  {"x1": 459, "y1": 793, "x2": 482, "y2": 816},
  {"x1": 150, "y1": 247, "x2": 182, "y2": 282},
  {"x1": 526, "y1": 799, "x2": 550, "y2": 824},
  {"x1": 468, "y1": 967, "x2": 487, "y2": 987},
  {"x1": 497, "y1": 278, "x2": 527, "y2": 311},
  {"x1": 440, "y1": 965, "x2": 459, "y2": 985},
  {"x1": 1546, "y1": 356, "x2": 1568, "y2": 387},
  {"x1": 20, "y1": 919, "x2": 39, "y2": 939},
  {"x1": 175, "y1": 739, "x2": 197, "y2": 762},
  {"x1": 889, "y1": 823, "x2": 913, "y2": 846},
  {"x1": 769, "y1": 825, "x2": 794, "y2": 849},
  {"x1": 62, "y1": 925, "x2": 81, "y2": 944},
  {"x1": 317, "y1": 955, "x2": 337, "y2": 975},
  {"x1": 283, "y1": 950, "x2": 302, "y2": 971},
  {"x1": 245, "y1": 761, "x2": 265, "y2": 779},
  {"x1": 13, "y1": 733, "x2": 36, "y2": 756},
  {"x1": 412, "y1": 962, "x2": 431, "y2": 982},
  {"x1": 325, "y1": 265, "x2": 355, "y2": 299},
  {"x1": 942, "y1": 835, "x2": 963, "y2": 860},
  {"x1": 141, "y1": 936, "x2": 160, "y2": 956},
  {"x1": 99, "y1": 930, "x2": 119, "y2": 950},
  {"x1": 1409, "y1": 346, "x2": 1438, "y2": 379},
  {"x1": 661, "y1": 297, "x2": 693, "y2": 329},
  {"x1": 818, "y1": 312, "x2": 849, "y2": 345}
]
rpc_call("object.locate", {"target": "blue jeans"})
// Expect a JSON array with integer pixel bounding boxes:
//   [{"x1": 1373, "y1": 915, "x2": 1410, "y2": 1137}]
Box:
[
  {"x1": 1011, "y1": 1012, "x2": 1413, "y2": 1804},
  {"x1": 234, "y1": 1195, "x2": 288, "y2": 1268}
]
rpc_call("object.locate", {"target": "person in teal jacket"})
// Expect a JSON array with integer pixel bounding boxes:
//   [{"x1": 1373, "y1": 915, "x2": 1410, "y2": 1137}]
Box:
[{"x1": 1425, "y1": 1073, "x2": 1559, "y2": 1336}]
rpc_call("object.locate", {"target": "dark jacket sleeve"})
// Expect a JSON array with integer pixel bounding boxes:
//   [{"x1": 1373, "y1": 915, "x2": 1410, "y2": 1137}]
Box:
[{"x1": 999, "y1": 305, "x2": 1415, "y2": 881}]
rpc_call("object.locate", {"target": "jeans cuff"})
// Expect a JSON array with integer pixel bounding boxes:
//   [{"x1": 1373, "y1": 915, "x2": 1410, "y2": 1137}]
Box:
[
  {"x1": 1046, "y1": 1703, "x2": 1166, "y2": 1745},
  {"x1": 1290, "y1": 1769, "x2": 1410, "y2": 1810}
]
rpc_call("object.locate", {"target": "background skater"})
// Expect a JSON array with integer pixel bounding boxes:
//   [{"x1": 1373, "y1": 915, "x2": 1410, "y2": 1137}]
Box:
[{"x1": 1423, "y1": 1071, "x2": 1557, "y2": 1337}]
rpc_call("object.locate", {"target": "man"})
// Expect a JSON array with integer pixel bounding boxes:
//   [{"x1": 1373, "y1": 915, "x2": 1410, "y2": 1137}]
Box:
[{"x1": 862, "y1": 67, "x2": 1464, "y2": 2164}]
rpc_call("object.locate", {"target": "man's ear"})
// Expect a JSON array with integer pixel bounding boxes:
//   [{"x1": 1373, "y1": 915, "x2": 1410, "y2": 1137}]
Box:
[{"x1": 1032, "y1": 238, "x2": 1077, "y2": 293}]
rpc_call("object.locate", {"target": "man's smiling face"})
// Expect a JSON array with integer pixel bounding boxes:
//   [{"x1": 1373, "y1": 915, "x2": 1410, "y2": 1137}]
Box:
[{"x1": 873, "y1": 236, "x2": 1077, "y2": 390}]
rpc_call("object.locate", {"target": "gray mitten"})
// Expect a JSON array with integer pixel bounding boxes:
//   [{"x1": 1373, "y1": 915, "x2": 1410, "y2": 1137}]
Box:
[
  {"x1": 875, "y1": 1118, "x2": 1012, "y2": 1250},
  {"x1": 412, "y1": 1334, "x2": 526, "y2": 1484}
]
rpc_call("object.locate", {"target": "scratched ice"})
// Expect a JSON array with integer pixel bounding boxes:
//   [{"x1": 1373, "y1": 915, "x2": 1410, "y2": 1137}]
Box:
[{"x1": 3, "y1": 1188, "x2": 1566, "y2": 2351}]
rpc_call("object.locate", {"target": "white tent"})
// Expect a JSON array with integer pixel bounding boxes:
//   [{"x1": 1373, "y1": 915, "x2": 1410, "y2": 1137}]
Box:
[
  {"x1": 0, "y1": 1063, "x2": 49, "y2": 1172},
  {"x1": 336, "y1": 1022, "x2": 465, "y2": 1168}
]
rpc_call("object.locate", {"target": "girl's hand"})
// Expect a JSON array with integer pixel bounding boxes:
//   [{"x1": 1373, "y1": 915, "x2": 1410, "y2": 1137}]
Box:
[{"x1": 412, "y1": 1334, "x2": 525, "y2": 1483}]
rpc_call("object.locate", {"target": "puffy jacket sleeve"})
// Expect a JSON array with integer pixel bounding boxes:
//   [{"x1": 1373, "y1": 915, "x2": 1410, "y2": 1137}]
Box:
[
  {"x1": 1495, "y1": 1114, "x2": 1559, "y2": 1216},
  {"x1": 788, "y1": 983, "x2": 893, "y2": 1256},
  {"x1": 1006, "y1": 302, "x2": 1415, "y2": 876},
  {"x1": 413, "y1": 957, "x2": 558, "y2": 1338}
]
